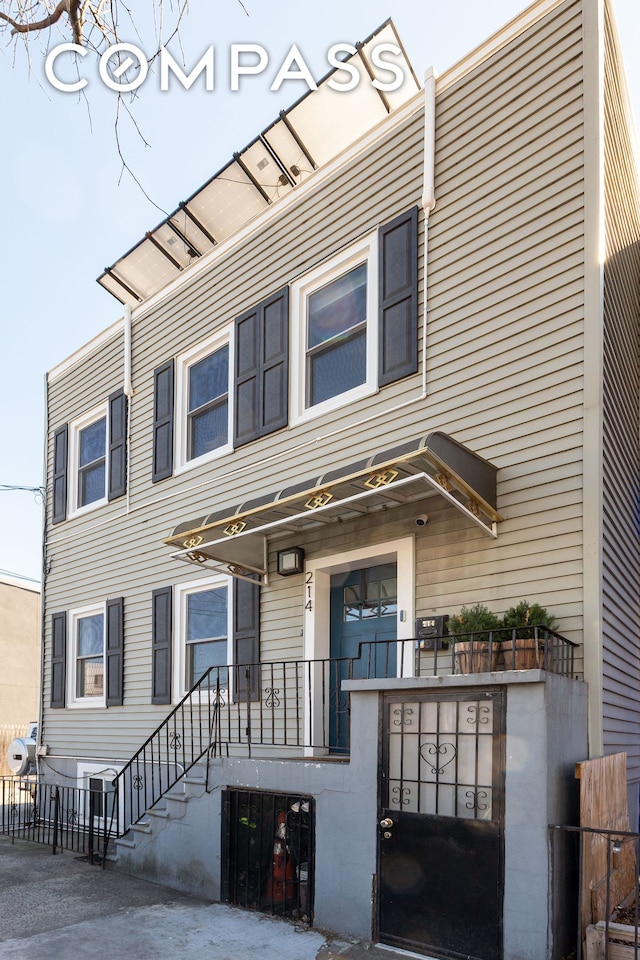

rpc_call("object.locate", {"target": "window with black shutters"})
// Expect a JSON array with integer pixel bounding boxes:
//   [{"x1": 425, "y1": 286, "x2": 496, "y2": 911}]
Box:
[
  {"x1": 53, "y1": 388, "x2": 128, "y2": 522},
  {"x1": 234, "y1": 287, "x2": 288, "y2": 448},
  {"x1": 290, "y1": 208, "x2": 418, "y2": 425}
]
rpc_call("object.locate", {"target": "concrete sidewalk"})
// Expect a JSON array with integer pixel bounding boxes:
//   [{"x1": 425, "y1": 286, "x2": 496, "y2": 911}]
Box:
[{"x1": 0, "y1": 836, "x2": 407, "y2": 960}]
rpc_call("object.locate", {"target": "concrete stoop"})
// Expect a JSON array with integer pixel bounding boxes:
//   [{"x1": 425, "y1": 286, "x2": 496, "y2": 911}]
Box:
[{"x1": 113, "y1": 758, "x2": 223, "y2": 899}]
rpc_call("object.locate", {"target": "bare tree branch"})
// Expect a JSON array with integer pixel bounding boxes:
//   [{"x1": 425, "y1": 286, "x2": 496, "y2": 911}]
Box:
[{"x1": 0, "y1": 0, "x2": 72, "y2": 37}]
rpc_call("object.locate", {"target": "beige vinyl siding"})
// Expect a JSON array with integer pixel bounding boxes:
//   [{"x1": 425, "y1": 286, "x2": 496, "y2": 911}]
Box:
[
  {"x1": 42, "y1": 0, "x2": 587, "y2": 760},
  {"x1": 601, "y1": 1, "x2": 640, "y2": 782}
]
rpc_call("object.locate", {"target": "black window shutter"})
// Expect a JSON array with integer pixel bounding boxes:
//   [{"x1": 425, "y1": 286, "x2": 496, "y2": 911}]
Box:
[
  {"x1": 234, "y1": 287, "x2": 288, "y2": 447},
  {"x1": 105, "y1": 597, "x2": 125, "y2": 706},
  {"x1": 378, "y1": 206, "x2": 419, "y2": 387},
  {"x1": 108, "y1": 389, "x2": 127, "y2": 501},
  {"x1": 152, "y1": 586, "x2": 172, "y2": 704},
  {"x1": 50, "y1": 611, "x2": 67, "y2": 708},
  {"x1": 233, "y1": 578, "x2": 260, "y2": 702},
  {"x1": 52, "y1": 424, "x2": 68, "y2": 524},
  {"x1": 152, "y1": 359, "x2": 174, "y2": 482}
]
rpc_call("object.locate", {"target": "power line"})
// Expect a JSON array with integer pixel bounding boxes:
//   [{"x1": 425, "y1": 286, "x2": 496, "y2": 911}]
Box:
[{"x1": 0, "y1": 484, "x2": 44, "y2": 493}]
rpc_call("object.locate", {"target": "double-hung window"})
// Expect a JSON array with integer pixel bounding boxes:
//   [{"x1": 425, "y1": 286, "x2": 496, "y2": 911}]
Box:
[
  {"x1": 69, "y1": 405, "x2": 108, "y2": 515},
  {"x1": 176, "y1": 333, "x2": 232, "y2": 470},
  {"x1": 59, "y1": 389, "x2": 128, "y2": 521},
  {"x1": 78, "y1": 415, "x2": 107, "y2": 507},
  {"x1": 290, "y1": 233, "x2": 378, "y2": 423},
  {"x1": 69, "y1": 605, "x2": 105, "y2": 707},
  {"x1": 175, "y1": 577, "x2": 231, "y2": 696}
]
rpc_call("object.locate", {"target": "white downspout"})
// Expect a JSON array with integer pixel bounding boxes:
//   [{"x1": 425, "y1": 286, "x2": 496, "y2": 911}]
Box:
[
  {"x1": 421, "y1": 67, "x2": 438, "y2": 398},
  {"x1": 123, "y1": 304, "x2": 133, "y2": 513},
  {"x1": 123, "y1": 305, "x2": 133, "y2": 399}
]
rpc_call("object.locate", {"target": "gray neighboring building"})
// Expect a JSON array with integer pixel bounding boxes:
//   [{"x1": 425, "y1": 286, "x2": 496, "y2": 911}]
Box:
[{"x1": 38, "y1": 0, "x2": 640, "y2": 957}]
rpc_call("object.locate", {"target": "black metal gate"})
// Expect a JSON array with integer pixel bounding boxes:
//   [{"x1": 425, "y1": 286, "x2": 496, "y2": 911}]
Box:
[
  {"x1": 222, "y1": 788, "x2": 314, "y2": 924},
  {"x1": 378, "y1": 690, "x2": 505, "y2": 960}
]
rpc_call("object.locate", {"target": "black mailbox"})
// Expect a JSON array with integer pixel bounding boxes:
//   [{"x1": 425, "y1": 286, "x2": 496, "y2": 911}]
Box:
[{"x1": 415, "y1": 615, "x2": 449, "y2": 650}]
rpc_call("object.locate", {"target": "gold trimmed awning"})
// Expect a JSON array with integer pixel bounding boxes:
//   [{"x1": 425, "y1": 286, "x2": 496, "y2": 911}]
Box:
[{"x1": 164, "y1": 432, "x2": 502, "y2": 583}]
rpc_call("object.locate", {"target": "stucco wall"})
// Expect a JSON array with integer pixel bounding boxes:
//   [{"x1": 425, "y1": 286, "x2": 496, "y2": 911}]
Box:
[{"x1": 0, "y1": 579, "x2": 40, "y2": 728}]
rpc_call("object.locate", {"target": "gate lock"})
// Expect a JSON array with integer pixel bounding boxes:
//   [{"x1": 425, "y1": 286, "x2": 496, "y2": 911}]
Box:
[{"x1": 380, "y1": 817, "x2": 394, "y2": 837}]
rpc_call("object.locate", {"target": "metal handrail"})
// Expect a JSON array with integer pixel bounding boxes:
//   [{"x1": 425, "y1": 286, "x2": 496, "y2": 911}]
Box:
[{"x1": 111, "y1": 629, "x2": 577, "y2": 836}]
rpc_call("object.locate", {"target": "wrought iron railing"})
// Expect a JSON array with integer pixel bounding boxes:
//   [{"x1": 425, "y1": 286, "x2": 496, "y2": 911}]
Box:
[
  {"x1": 417, "y1": 626, "x2": 577, "y2": 677},
  {"x1": 112, "y1": 629, "x2": 577, "y2": 836},
  {"x1": 0, "y1": 776, "x2": 112, "y2": 863}
]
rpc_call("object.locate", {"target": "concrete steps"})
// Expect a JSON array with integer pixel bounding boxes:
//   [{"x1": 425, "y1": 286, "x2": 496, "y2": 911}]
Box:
[{"x1": 113, "y1": 760, "x2": 209, "y2": 856}]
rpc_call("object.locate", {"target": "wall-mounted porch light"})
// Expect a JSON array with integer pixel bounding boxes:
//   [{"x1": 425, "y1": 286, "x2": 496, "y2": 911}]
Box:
[{"x1": 277, "y1": 547, "x2": 305, "y2": 576}]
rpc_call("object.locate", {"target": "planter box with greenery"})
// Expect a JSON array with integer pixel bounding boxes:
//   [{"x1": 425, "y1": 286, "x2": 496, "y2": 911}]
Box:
[
  {"x1": 500, "y1": 601, "x2": 557, "y2": 670},
  {"x1": 449, "y1": 604, "x2": 502, "y2": 674}
]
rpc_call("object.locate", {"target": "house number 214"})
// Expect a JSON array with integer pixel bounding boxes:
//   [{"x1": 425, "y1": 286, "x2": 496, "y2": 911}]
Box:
[{"x1": 305, "y1": 572, "x2": 313, "y2": 612}]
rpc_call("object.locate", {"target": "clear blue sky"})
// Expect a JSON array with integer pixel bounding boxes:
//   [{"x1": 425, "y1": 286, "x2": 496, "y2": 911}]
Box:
[{"x1": 1, "y1": 0, "x2": 639, "y2": 584}]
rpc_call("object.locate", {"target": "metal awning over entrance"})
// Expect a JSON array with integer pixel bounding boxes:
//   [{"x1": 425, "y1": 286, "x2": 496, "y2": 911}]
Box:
[{"x1": 165, "y1": 432, "x2": 503, "y2": 584}]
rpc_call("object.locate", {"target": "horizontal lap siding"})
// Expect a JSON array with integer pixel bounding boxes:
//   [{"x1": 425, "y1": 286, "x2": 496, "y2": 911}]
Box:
[
  {"x1": 601, "y1": 3, "x2": 640, "y2": 781},
  {"x1": 42, "y1": 0, "x2": 587, "y2": 760},
  {"x1": 421, "y1": 0, "x2": 585, "y2": 635}
]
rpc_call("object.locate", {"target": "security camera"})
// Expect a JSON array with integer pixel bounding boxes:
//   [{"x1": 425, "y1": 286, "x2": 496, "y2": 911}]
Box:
[{"x1": 415, "y1": 514, "x2": 429, "y2": 527}]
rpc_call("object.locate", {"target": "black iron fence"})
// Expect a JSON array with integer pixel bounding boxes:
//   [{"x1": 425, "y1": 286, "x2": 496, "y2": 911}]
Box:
[
  {"x1": 550, "y1": 823, "x2": 640, "y2": 960},
  {"x1": 0, "y1": 776, "x2": 112, "y2": 863}
]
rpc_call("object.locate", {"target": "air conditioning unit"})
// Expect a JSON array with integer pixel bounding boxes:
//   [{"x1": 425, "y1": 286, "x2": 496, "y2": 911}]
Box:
[{"x1": 7, "y1": 722, "x2": 38, "y2": 776}]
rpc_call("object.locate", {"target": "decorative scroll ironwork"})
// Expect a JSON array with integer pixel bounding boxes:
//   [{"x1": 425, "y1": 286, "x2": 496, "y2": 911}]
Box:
[
  {"x1": 466, "y1": 704, "x2": 491, "y2": 726},
  {"x1": 68, "y1": 808, "x2": 78, "y2": 825},
  {"x1": 132, "y1": 775, "x2": 143, "y2": 791},
  {"x1": 265, "y1": 688, "x2": 281, "y2": 708},
  {"x1": 169, "y1": 732, "x2": 181, "y2": 751},
  {"x1": 420, "y1": 741, "x2": 457, "y2": 775},
  {"x1": 465, "y1": 789, "x2": 489, "y2": 812},
  {"x1": 391, "y1": 784, "x2": 411, "y2": 805},
  {"x1": 392, "y1": 706, "x2": 414, "y2": 726}
]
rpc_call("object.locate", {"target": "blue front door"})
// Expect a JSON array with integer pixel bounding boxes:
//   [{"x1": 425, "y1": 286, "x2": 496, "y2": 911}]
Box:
[{"x1": 329, "y1": 563, "x2": 398, "y2": 750}]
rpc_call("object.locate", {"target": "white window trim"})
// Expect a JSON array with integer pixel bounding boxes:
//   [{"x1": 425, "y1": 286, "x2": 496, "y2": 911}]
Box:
[
  {"x1": 173, "y1": 575, "x2": 233, "y2": 701},
  {"x1": 174, "y1": 327, "x2": 234, "y2": 475},
  {"x1": 68, "y1": 403, "x2": 108, "y2": 519},
  {"x1": 67, "y1": 603, "x2": 106, "y2": 709},
  {"x1": 302, "y1": 536, "x2": 415, "y2": 755},
  {"x1": 290, "y1": 232, "x2": 379, "y2": 426},
  {"x1": 77, "y1": 761, "x2": 123, "y2": 828}
]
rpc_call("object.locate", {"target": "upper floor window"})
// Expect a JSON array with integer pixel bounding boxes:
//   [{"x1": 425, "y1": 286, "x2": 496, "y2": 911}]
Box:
[
  {"x1": 52, "y1": 389, "x2": 127, "y2": 524},
  {"x1": 290, "y1": 233, "x2": 378, "y2": 424},
  {"x1": 69, "y1": 405, "x2": 108, "y2": 516},
  {"x1": 174, "y1": 332, "x2": 232, "y2": 472},
  {"x1": 151, "y1": 207, "x2": 417, "y2": 479},
  {"x1": 307, "y1": 262, "x2": 368, "y2": 406},
  {"x1": 78, "y1": 414, "x2": 107, "y2": 508}
]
